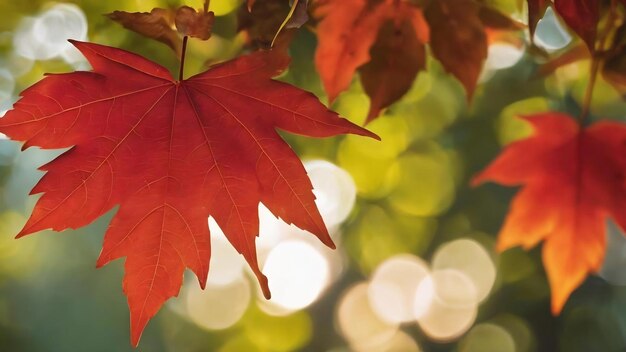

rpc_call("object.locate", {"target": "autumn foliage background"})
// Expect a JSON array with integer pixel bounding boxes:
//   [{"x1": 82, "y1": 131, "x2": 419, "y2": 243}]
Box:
[{"x1": 2, "y1": 0, "x2": 626, "y2": 351}]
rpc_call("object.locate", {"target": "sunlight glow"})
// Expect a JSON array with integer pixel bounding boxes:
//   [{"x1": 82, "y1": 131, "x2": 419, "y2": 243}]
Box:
[
  {"x1": 357, "y1": 331, "x2": 422, "y2": 352},
  {"x1": 416, "y1": 270, "x2": 478, "y2": 342},
  {"x1": 0, "y1": 70, "x2": 15, "y2": 104},
  {"x1": 485, "y1": 43, "x2": 525, "y2": 71},
  {"x1": 533, "y1": 7, "x2": 572, "y2": 52},
  {"x1": 337, "y1": 283, "x2": 399, "y2": 349},
  {"x1": 368, "y1": 255, "x2": 430, "y2": 324},
  {"x1": 432, "y1": 239, "x2": 496, "y2": 304},
  {"x1": 413, "y1": 275, "x2": 435, "y2": 320},
  {"x1": 14, "y1": 4, "x2": 88, "y2": 63},
  {"x1": 185, "y1": 277, "x2": 251, "y2": 330},
  {"x1": 261, "y1": 240, "x2": 330, "y2": 312},
  {"x1": 304, "y1": 160, "x2": 357, "y2": 229},
  {"x1": 207, "y1": 217, "x2": 246, "y2": 286}
]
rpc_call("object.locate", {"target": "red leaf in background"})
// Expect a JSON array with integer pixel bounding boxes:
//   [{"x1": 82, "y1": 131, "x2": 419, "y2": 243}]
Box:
[
  {"x1": 313, "y1": 0, "x2": 518, "y2": 122},
  {"x1": 424, "y1": 0, "x2": 487, "y2": 100},
  {"x1": 554, "y1": 0, "x2": 600, "y2": 51},
  {"x1": 473, "y1": 113, "x2": 626, "y2": 314},
  {"x1": 0, "y1": 41, "x2": 377, "y2": 346},
  {"x1": 238, "y1": 0, "x2": 306, "y2": 50},
  {"x1": 360, "y1": 11, "x2": 427, "y2": 123},
  {"x1": 174, "y1": 5, "x2": 215, "y2": 40},
  {"x1": 603, "y1": 21, "x2": 626, "y2": 94},
  {"x1": 107, "y1": 9, "x2": 182, "y2": 55},
  {"x1": 313, "y1": 0, "x2": 428, "y2": 121},
  {"x1": 107, "y1": 1, "x2": 215, "y2": 54}
]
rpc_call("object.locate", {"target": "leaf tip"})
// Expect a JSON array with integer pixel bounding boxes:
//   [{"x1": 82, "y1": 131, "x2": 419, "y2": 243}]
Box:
[
  {"x1": 327, "y1": 94, "x2": 338, "y2": 106},
  {"x1": 495, "y1": 238, "x2": 511, "y2": 253},
  {"x1": 198, "y1": 270, "x2": 208, "y2": 289},
  {"x1": 130, "y1": 330, "x2": 142, "y2": 349},
  {"x1": 364, "y1": 107, "x2": 381, "y2": 126},
  {"x1": 356, "y1": 127, "x2": 380, "y2": 141},
  {"x1": 95, "y1": 256, "x2": 107, "y2": 269},
  {"x1": 551, "y1": 297, "x2": 566, "y2": 316},
  {"x1": 15, "y1": 226, "x2": 33, "y2": 239},
  {"x1": 470, "y1": 173, "x2": 485, "y2": 187},
  {"x1": 259, "y1": 274, "x2": 271, "y2": 299},
  {"x1": 67, "y1": 38, "x2": 83, "y2": 47}
]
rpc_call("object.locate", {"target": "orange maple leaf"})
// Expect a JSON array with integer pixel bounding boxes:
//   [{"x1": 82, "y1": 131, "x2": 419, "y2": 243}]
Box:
[{"x1": 473, "y1": 113, "x2": 626, "y2": 313}]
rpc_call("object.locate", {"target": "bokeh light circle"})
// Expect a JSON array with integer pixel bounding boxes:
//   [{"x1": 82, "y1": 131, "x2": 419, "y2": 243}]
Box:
[
  {"x1": 184, "y1": 277, "x2": 251, "y2": 330},
  {"x1": 304, "y1": 159, "x2": 357, "y2": 228},
  {"x1": 432, "y1": 239, "x2": 496, "y2": 303},
  {"x1": 533, "y1": 7, "x2": 572, "y2": 52},
  {"x1": 355, "y1": 331, "x2": 422, "y2": 352},
  {"x1": 485, "y1": 43, "x2": 525, "y2": 71},
  {"x1": 14, "y1": 4, "x2": 88, "y2": 62},
  {"x1": 416, "y1": 270, "x2": 478, "y2": 342},
  {"x1": 368, "y1": 254, "x2": 430, "y2": 323},
  {"x1": 207, "y1": 217, "x2": 246, "y2": 286},
  {"x1": 262, "y1": 240, "x2": 330, "y2": 311},
  {"x1": 431, "y1": 269, "x2": 478, "y2": 308},
  {"x1": 459, "y1": 323, "x2": 516, "y2": 352},
  {"x1": 337, "y1": 283, "x2": 399, "y2": 349},
  {"x1": 0, "y1": 69, "x2": 15, "y2": 103}
]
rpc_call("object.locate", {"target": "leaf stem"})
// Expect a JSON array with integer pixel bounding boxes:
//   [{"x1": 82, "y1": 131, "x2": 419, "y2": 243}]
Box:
[
  {"x1": 579, "y1": 58, "x2": 599, "y2": 123},
  {"x1": 271, "y1": 0, "x2": 299, "y2": 47},
  {"x1": 179, "y1": 36, "x2": 189, "y2": 82},
  {"x1": 579, "y1": 0, "x2": 618, "y2": 123}
]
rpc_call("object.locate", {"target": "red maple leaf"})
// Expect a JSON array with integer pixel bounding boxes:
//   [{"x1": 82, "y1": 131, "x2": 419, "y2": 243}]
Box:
[
  {"x1": 0, "y1": 41, "x2": 377, "y2": 345},
  {"x1": 473, "y1": 113, "x2": 626, "y2": 314}
]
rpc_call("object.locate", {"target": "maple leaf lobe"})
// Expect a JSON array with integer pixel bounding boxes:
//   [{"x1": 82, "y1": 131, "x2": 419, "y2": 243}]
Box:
[
  {"x1": 0, "y1": 40, "x2": 377, "y2": 346},
  {"x1": 473, "y1": 112, "x2": 626, "y2": 314}
]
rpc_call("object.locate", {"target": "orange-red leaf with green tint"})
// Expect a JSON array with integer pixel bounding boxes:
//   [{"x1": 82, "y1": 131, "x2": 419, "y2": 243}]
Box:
[
  {"x1": 473, "y1": 113, "x2": 626, "y2": 314},
  {"x1": 313, "y1": 0, "x2": 391, "y2": 104},
  {"x1": 314, "y1": 0, "x2": 428, "y2": 121},
  {"x1": 0, "y1": 41, "x2": 377, "y2": 346}
]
